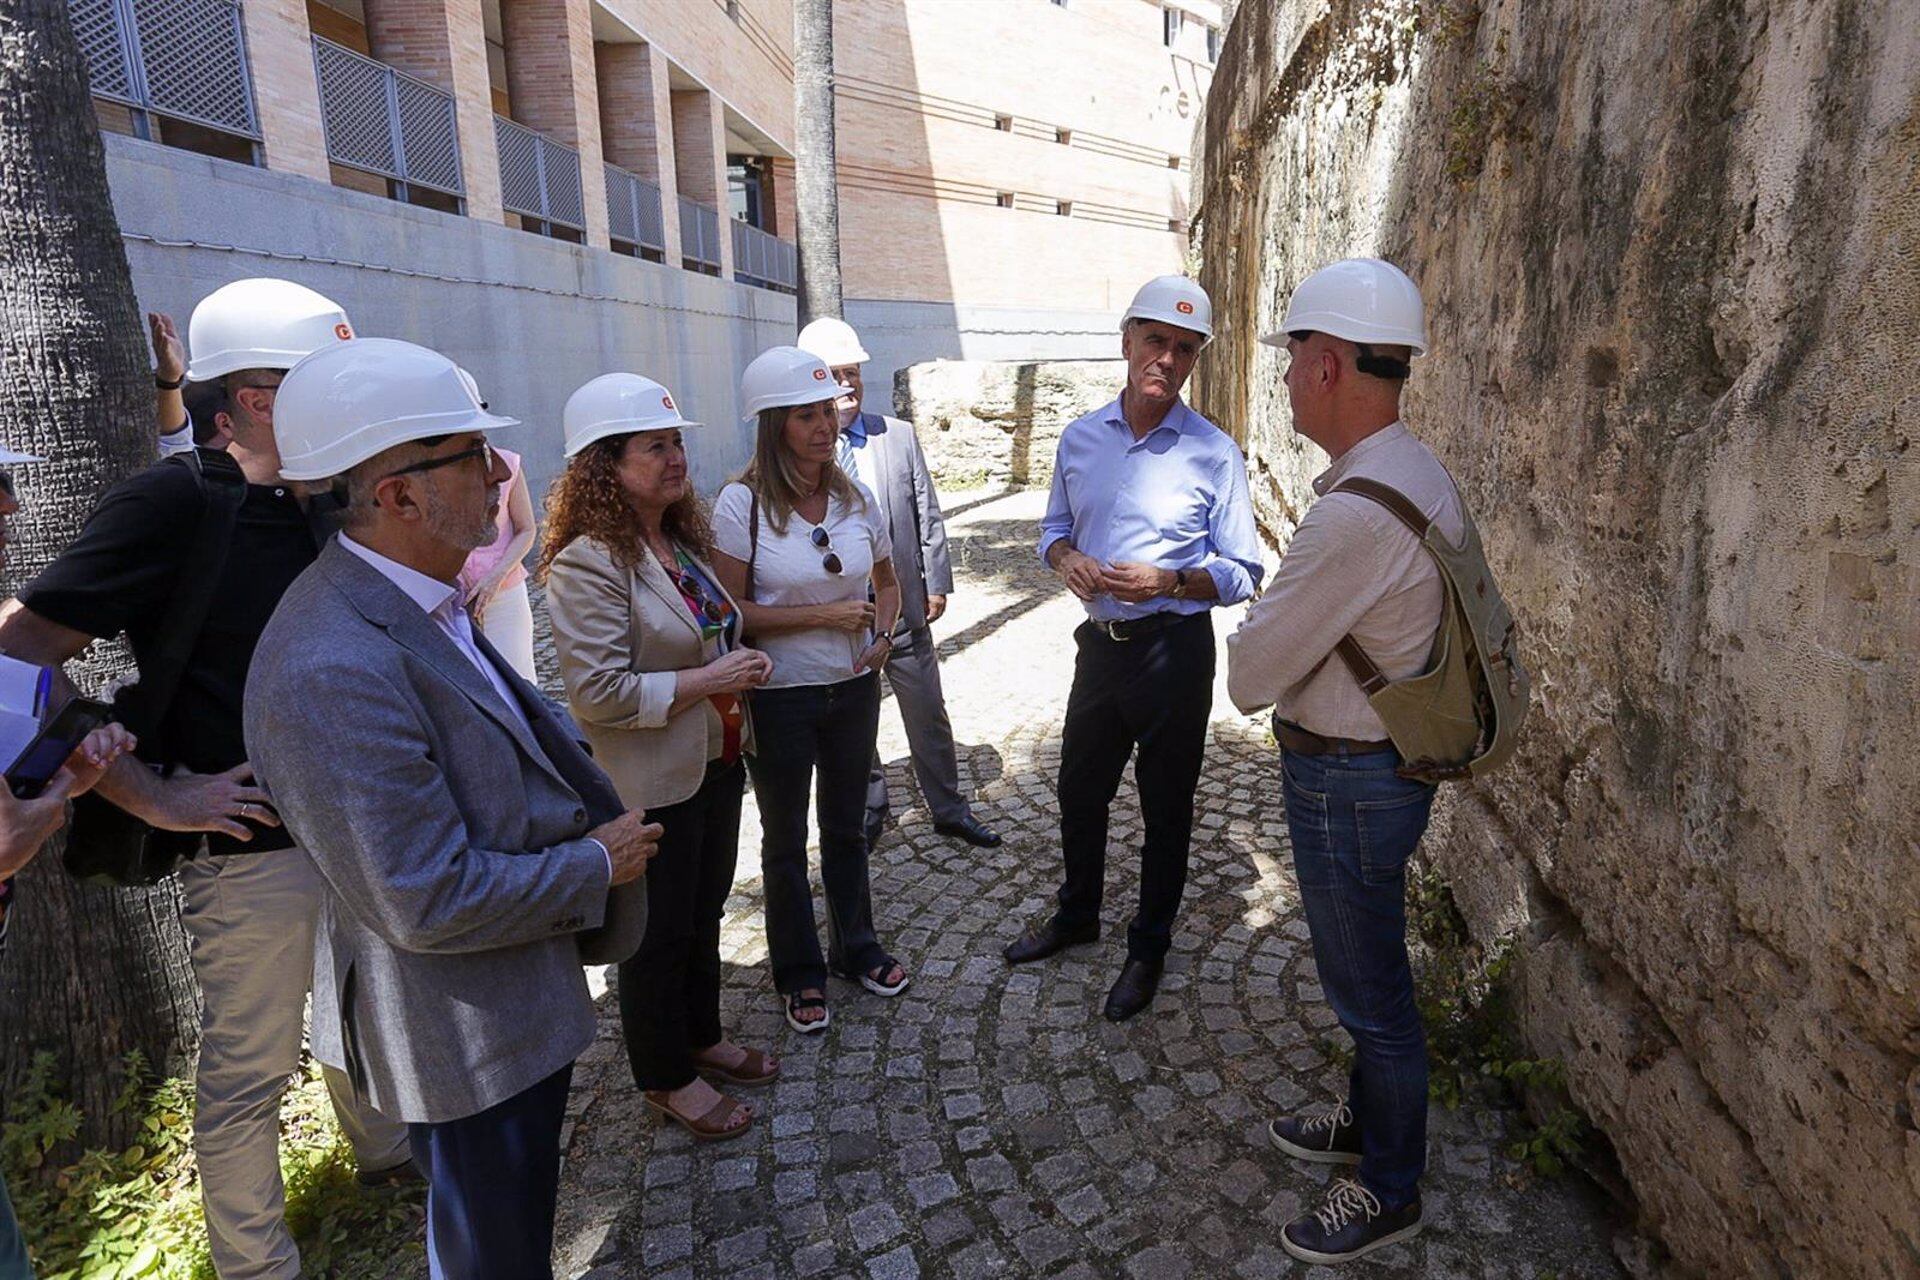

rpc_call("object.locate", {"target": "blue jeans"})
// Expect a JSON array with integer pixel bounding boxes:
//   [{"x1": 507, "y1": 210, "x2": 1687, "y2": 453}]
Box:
[
  {"x1": 0, "y1": 1169, "x2": 31, "y2": 1280},
  {"x1": 1280, "y1": 745, "x2": 1436, "y2": 1210}
]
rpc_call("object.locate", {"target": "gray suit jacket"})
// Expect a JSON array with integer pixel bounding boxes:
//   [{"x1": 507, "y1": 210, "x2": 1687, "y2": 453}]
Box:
[
  {"x1": 852, "y1": 412, "x2": 953, "y2": 631},
  {"x1": 244, "y1": 539, "x2": 644, "y2": 1124}
]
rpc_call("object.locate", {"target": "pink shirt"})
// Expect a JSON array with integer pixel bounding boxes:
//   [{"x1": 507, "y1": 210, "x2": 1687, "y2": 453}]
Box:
[{"x1": 460, "y1": 447, "x2": 528, "y2": 596}]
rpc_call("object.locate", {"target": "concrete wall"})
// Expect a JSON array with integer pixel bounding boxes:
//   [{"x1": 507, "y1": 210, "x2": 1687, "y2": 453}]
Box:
[
  {"x1": 106, "y1": 132, "x2": 792, "y2": 505},
  {"x1": 1192, "y1": 2, "x2": 1920, "y2": 1276}
]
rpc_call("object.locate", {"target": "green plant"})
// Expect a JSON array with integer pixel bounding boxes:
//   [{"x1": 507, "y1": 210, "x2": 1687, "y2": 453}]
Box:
[
  {"x1": 1443, "y1": 35, "x2": 1531, "y2": 184},
  {"x1": 1408, "y1": 862, "x2": 1591, "y2": 1178},
  {"x1": 3, "y1": 1053, "x2": 424, "y2": 1279}
]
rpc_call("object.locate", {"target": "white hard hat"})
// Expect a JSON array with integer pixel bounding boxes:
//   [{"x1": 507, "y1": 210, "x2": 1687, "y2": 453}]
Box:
[
  {"x1": 564, "y1": 373, "x2": 701, "y2": 457},
  {"x1": 1259, "y1": 258, "x2": 1428, "y2": 355},
  {"x1": 186, "y1": 278, "x2": 356, "y2": 382},
  {"x1": 796, "y1": 316, "x2": 872, "y2": 367},
  {"x1": 274, "y1": 338, "x2": 519, "y2": 481},
  {"x1": 740, "y1": 345, "x2": 837, "y2": 418},
  {"x1": 1121, "y1": 275, "x2": 1213, "y2": 342},
  {"x1": 0, "y1": 445, "x2": 43, "y2": 464}
]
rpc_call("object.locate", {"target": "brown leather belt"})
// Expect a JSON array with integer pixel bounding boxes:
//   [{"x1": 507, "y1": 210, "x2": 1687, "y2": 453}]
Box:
[{"x1": 1273, "y1": 718, "x2": 1394, "y2": 757}]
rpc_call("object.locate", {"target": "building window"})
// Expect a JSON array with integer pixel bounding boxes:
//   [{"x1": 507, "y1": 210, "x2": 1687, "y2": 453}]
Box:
[
  {"x1": 994, "y1": 113, "x2": 1013, "y2": 131},
  {"x1": 1055, "y1": 126, "x2": 1072, "y2": 145},
  {"x1": 728, "y1": 155, "x2": 768, "y2": 228},
  {"x1": 1206, "y1": 24, "x2": 1221, "y2": 62},
  {"x1": 1163, "y1": 6, "x2": 1183, "y2": 48},
  {"x1": 1056, "y1": 200, "x2": 1072, "y2": 216},
  {"x1": 997, "y1": 192, "x2": 1015, "y2": 208}
]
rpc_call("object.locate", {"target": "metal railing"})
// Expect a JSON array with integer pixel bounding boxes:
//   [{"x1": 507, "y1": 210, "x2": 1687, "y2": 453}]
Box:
[
  {"x1": 731, "y1": 219, "x2": 797, "y2": 292},
  {"x1": 69, "y1": 0, "x2": 259, "y2": 140},
  {"x1": 494, "y1": 114, "x2": 584, "y2": 232},
  {"x1": 313, "y1": 38, "x2": 463, "y2": 200},
  {"x1": 603, "y1": 163, "x2": 666, "y2": 255},
  {"x1": 678, "y1": 196, "x2": 722, "y2": 273}
]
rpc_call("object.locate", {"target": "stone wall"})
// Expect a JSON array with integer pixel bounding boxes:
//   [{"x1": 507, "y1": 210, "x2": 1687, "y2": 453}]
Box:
[
  {"x1": 1191, "y1": 2, "x2": 1920, "y2": 1276},
  {"x1": 894, "y1": 358, "x2": 1126, "y2": 489}
]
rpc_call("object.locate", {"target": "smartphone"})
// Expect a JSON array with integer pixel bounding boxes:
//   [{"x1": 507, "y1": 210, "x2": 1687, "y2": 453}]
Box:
[{"x1": 7, "y1": 697, "x2": 113, "y2": 799}]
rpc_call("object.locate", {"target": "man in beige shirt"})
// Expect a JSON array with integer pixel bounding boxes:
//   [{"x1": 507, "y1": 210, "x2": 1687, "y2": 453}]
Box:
[{"x1": 1225, "y1": 258, "x2": 1454, "y2": 1267}]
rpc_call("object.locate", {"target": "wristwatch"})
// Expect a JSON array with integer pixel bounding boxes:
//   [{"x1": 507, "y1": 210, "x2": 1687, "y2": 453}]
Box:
[
  {"x1": 1172, "y1": 569, "x2": 1190, "y2": 599},
  {"x1": 155, "y1": 373, "x2": 184, "y2": 390}
]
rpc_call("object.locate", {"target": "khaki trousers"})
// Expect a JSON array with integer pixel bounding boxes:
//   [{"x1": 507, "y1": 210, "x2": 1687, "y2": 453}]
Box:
[{"x1": 179, "y1": 847, "x2": 410, "y2": 1280}]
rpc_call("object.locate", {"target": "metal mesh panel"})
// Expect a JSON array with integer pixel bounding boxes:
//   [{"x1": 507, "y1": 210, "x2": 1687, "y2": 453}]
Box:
[
  {"x1": 605, "y1": 165, "x2": 637, "y2": 244},
  {"x1": 679, "y1": 197, "x2": 719, "y2": 268},
  {"x1": 69, "y1": 0, "x2": 136, "y2": 102},
  {"x1": 394, "y1": 74, "x2": 461, "y2": 194},
  {"x1": 131, "y1": 0, "x2": 257, "y2": 136},
  {"x1": 495, "y1": 115, "x2": 542, "y2": 218},
  {"x1": 314, "y1": 39, "x2": 396, "y2": 177},
  {"x1": 541, "y1": 138, "x2": 583, "y2": 229},
  {"x1": 633, "y1": 175, "x2": 664, "y2": 250}
]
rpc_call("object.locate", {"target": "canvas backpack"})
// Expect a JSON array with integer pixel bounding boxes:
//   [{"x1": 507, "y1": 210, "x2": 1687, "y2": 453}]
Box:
[{"x1": 1328, "y1": 476, "x2": 1530, "y2": 784}]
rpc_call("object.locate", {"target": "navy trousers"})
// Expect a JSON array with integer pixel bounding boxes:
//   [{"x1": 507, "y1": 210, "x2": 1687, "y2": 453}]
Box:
[{"x1": 407, "y1": 1063, "x2": 573, "y2": 1280}]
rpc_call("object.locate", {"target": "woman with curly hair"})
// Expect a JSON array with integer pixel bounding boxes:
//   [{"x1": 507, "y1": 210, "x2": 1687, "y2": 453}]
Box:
[{"x1": 542, "y1": 373, "x2": 775, "y2": 1143}]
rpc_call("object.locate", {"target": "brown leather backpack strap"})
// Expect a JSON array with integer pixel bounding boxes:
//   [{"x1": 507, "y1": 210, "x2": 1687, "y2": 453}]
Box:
[
  {"x1": 1331, "y1": 476, "x2": 1431, "y2": 539},
  {"x1": 1335, "y1": 635, "x2": 1391, "y2": 694}
]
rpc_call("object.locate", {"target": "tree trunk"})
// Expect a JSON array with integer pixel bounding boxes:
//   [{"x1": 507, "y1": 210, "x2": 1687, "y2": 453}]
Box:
[
  {"x1": 792, "y1": 0, "x2": 843, "y2": 324},
  {"x1": 0, "y1": 0, "x2": 199, "y2": 1148}
]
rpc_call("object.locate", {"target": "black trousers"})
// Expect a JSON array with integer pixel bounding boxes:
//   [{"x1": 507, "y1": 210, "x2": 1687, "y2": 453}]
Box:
[
  {"x1": 617, "y1": 759, "x2": 745, "y2": 1091},
  {"x1": 1053, "y1": 612, "x2": 1215, "y2": 962},
  {"x1": 745, "y1": 673, "x2": 887, "y2": 993}
]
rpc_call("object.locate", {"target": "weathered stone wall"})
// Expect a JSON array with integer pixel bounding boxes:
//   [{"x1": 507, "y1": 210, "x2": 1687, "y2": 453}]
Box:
[
  {"x1": 894, "y1": 359, "x2": 1125, "y2": 489},
  {"x1": 1192, "y1": 2, "x2": 1920, "y2": 1276}
]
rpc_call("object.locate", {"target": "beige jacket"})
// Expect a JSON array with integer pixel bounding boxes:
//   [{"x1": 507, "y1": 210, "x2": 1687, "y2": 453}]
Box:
[{"x1": 546, "y1": 536, "x2": 749, "y2": 810}]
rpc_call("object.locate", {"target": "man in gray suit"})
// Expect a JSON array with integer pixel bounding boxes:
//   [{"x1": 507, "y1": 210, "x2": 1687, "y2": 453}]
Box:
[
  {"x1": 244, "y1": 338, "x2": 659, "y2": 1280},
  {"x1": 799, "y1": 318, "x2": 1001, "y2": 851}
]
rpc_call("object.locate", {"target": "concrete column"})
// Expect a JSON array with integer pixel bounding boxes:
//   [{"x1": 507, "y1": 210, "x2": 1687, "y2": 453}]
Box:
[
  {"x1": 364, "y1": 0, "x2": 505, "y2": 225},
  {"x1": 669, "y1": 87, "x2": 733, "y2": 277},
  {"x1": 240, "y1": 0, "x2": 330, "y2": 180},
  {"x1": 594, "y1": 40, "x2": 680, "y2": 263},
  {"x1": 500, "y1": 0, "x2": 608, "y2": 247}
]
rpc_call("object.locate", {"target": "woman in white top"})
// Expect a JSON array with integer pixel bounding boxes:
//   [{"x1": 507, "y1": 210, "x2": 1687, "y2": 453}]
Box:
[{"x1": 711, "y1": 346, "x2": 906, "y2": 1034}]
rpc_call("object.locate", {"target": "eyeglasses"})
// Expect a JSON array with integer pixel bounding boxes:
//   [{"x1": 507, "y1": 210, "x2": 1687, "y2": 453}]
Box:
[
  {"x1": 382, "y1": 440, "x2": 494, "y2": 481},
  {"x1": 809, "y1": 525, "x2": 842, "y2": 575},
  {"x1": 670, "y1": 568, "x2": 728, "y2": 624}
]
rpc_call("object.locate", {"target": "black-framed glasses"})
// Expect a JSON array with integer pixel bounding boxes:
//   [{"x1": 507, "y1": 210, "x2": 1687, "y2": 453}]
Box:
[
  {"x1": 809, "y1": 525, "x2": 842, "y2": 575},
  {"x1": 670, "y1": 568, "x2": 727, "y2": 624},
  {"x1": 383, "y1": 440, "x2": 494, "y2": 481}
]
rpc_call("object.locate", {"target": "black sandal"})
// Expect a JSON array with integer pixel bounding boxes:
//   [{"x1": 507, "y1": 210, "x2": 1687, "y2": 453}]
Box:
[{"x1": 784, "y1": 991, "x2": 830, "y2": 1034}]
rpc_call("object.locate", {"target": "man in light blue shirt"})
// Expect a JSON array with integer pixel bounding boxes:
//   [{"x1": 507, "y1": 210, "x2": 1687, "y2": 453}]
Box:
[{"x1": 1006, "y1": 275, "x2": 1263, "y2": 1022}]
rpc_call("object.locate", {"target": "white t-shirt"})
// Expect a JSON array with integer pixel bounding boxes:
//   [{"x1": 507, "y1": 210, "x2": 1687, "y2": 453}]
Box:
[{"x1": 712, "y1": 480, "x2": 893, "y2": 688}]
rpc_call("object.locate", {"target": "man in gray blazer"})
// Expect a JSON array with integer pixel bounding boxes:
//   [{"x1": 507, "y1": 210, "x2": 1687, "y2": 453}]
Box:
[
  {"x1": 799, "y1": 318, "x2": 1001, "y2": 851},
  {"x1": 244, "y1": 338, "x2": 659, "y2": 1280}
]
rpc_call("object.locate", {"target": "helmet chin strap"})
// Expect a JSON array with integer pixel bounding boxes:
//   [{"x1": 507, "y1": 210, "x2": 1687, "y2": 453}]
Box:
[{"x1": 1353, "y1": 344, "x2": 1411, "y2": 380}]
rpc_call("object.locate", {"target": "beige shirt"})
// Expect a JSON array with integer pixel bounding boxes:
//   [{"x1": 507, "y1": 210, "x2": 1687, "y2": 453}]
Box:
[{"x1": 1226, "y1": 422, "x2": 1465, "y2": 740}]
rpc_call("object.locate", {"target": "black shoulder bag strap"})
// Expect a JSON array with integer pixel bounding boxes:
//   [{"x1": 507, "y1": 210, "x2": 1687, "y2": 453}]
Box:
[{"x1": 64, "y1": 450, "x2": 248, "y2": 886}]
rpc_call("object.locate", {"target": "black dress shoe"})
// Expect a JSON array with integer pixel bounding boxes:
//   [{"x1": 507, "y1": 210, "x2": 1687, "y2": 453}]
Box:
[
  {"x1": 356, "y1": 1158, "x2": 423, "y2": 1189},
  {"x1": 933, "y1": 815, "x2": 1002, "y2": 848},
  {"x1": 1003, "y1": 918, "x2": 1099, "y2": 964},
  {"x1": 1102, "y1": 958, "x2": 1164, "y2": 1022}
]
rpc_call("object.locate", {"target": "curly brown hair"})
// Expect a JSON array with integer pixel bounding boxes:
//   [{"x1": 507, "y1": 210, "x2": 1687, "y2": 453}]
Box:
[{"x1": 537, "y1": 433, "x2": 715, "y2": 580}]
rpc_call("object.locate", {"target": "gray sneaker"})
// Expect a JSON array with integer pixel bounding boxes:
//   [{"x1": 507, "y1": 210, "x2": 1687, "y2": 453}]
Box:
[{"x1": 1267, "y1": 1099, "x2": 1361, "y2": 1165}]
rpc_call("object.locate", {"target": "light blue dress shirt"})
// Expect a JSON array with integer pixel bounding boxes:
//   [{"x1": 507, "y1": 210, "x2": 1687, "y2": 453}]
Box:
[{"x1": 1037, "y1": 397, "x2": 1264, "y2": 622}]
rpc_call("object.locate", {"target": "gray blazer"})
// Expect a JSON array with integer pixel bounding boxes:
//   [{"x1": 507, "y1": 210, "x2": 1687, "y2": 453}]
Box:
[
  {"x1": 244, "y1": 539, "x2": 644, "y2": 1124},
  {"x1": 853, "y1": 412, "x2": 953, "y2": 631}
]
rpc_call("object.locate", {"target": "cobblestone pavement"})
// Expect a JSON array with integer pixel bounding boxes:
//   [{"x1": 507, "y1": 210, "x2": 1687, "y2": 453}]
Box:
[{"x1": 534, "y1": 488, "x2": 1629, "y2": 1280}]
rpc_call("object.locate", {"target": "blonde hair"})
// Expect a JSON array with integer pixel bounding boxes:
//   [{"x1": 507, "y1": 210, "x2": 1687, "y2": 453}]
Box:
[{"x1": 738, "y1": 405, "x2": 864, "y2": 534}]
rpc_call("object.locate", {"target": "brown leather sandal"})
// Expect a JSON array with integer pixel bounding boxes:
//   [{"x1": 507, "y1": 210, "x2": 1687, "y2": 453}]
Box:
[
  {"x1": 644, "y1": 1089, "x2": 753, "y2": 1143},
  {"x1": 693, "y1": 1045, "x2": 780, "y2": 1088}
]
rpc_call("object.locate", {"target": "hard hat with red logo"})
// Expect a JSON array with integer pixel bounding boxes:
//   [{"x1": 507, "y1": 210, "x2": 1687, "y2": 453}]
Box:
[
  {"x1": 1120, "y1": 275, "x2": 1213, "y2": 343},
  {"x1": 563, "y1": 372, "x2": 702, "y2": 457},
  {"x1": 186, "y1": 277, "x2": 356, "y2": 381},
  {"x1": 740, "y1": 345, "x2": 837, "y2": 418}
]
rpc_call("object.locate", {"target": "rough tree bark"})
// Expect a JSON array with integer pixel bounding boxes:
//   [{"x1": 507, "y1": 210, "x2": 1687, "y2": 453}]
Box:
[
  {"x1": 0, "y1": 0, "x2": 199, "y2": 1147},
  {"x1": 792, "y1": 0, "x2": 844, "y2": 324}
]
